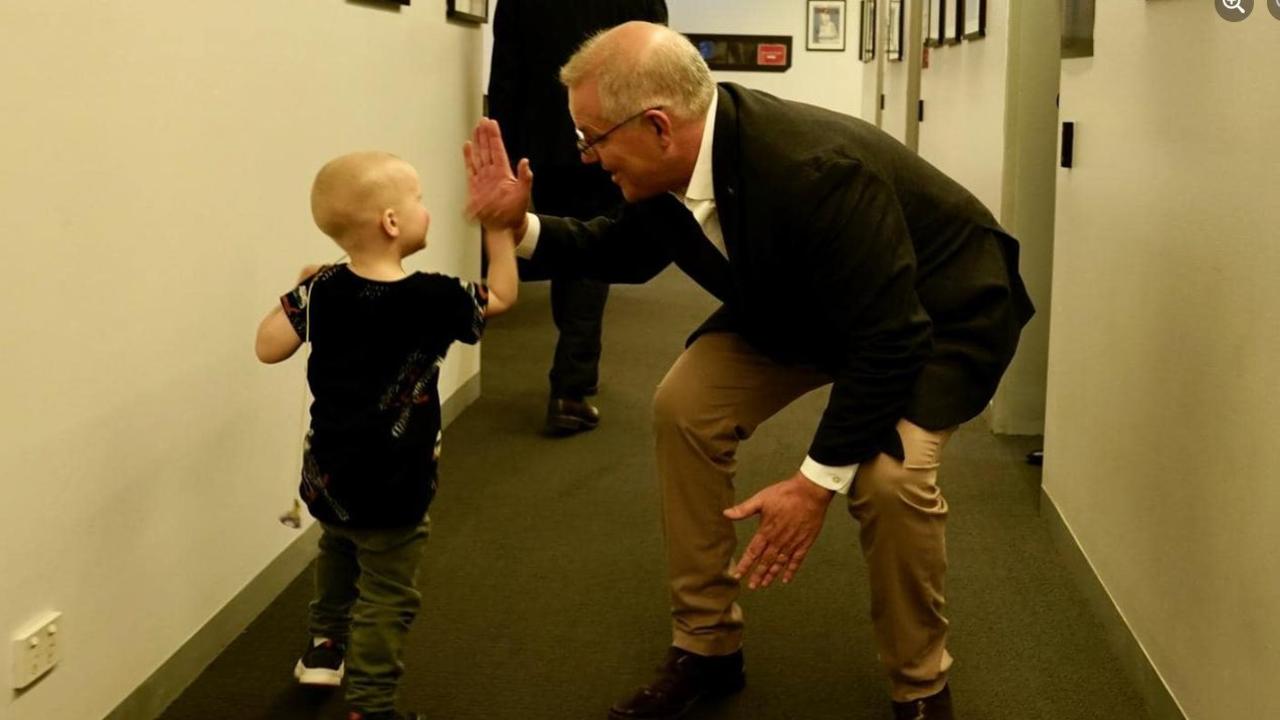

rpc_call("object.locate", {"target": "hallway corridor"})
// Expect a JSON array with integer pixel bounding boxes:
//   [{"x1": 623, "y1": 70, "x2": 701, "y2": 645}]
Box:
[{"x1": 159, "y1": 269, "x2": 1151, "y2": 720}]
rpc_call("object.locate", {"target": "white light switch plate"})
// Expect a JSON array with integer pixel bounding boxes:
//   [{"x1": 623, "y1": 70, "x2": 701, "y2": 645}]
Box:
[{"x1": 12, "y1": 611, "x2": 61, "y2": 689}]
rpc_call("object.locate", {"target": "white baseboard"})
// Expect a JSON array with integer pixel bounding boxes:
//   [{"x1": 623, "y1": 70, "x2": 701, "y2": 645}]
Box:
[{"x1": 1040, "y1": 489, "x2": 1187, "y2": 720}]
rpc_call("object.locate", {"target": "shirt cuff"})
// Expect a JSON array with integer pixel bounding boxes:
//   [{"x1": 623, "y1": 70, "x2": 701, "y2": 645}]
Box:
[
  {"x1": 800, "y1": 456, "x2": 859, "y2": 495},
  {"x1": 515, "y1": 213, "x2": 540, "y2": 259}
]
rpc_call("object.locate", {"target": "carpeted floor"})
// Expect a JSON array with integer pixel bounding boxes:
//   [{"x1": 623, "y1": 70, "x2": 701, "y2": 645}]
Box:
[{"x1": 159, "y1": 269, "x2": 1151, "y2": 720}]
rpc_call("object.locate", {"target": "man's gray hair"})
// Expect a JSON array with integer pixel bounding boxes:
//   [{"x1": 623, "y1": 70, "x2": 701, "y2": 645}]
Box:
[{"x1": 560, "y1": 24, "x2": 715, "y2": 122}]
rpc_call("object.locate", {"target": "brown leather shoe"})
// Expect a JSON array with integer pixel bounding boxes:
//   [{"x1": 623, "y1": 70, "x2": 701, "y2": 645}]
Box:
[
  {"x1": 608, "y1": 647, "x2": 745, "y2": 720},
  {"x1": 546, "y1": 396, "x2": 600, "y2": 434},
  {"x1": 892, "y1": 684, "x2": 954, "y2": 720}
]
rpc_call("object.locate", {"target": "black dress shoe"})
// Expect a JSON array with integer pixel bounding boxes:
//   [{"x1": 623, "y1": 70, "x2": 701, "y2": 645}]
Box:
[
  {"x1": 608, "y1": 647, "x2": 745, "y2": 720},
  {"x1": 892, "y1": 684, "x2": 954, "y2": 720},
  {"x1": 546, "y1": 397, "x2": 600, "y2": 434}
]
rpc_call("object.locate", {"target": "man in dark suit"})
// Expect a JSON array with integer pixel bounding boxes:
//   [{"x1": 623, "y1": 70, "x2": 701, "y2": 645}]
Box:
[
  {"x1": 487, "y1": 0, "x2": 668, "y2": 434},
  {"x1": 466, "y1": 22, "x2": 1033, "y2": 720}
]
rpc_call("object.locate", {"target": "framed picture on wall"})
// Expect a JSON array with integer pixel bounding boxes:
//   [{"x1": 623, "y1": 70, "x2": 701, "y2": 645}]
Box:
[
  {"x1": 944, "y1": 0, "x2": 963, "y2": 44},
  {"x1": 963, "y1": 0, "x2": 987, "y2": 39},
  {"x1": 859, "y1": 0, "x2": 876, "y2": 62},
  {"x1": 887, "y1": 0, "x2": 904, "y2": 61},
  {"x1": 807, "y1": 0, "x2": 847, "y2": 51},
  {"x1": 687, "y1": 33, "x2": 793, "y2": 72},
  {"x1": 924, "y1": 0, "x2": 944, "y2": 48},
  {"x1": 447, "y1": 0, "x2": 488, "y2": 24}
]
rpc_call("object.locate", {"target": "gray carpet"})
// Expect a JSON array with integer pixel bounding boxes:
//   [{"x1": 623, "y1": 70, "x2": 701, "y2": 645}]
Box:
[{"x1": 159, "y1": 269, "x2": 1151, "y2": 720}]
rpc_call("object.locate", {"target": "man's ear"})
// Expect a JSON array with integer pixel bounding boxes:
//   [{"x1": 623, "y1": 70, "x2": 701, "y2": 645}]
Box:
[
  {"x1": 381, "y1": 208, "x2": 401, "y2": 238},
  {"x1": 646, "y1": 109, "x2": 675, "y2": 149}
]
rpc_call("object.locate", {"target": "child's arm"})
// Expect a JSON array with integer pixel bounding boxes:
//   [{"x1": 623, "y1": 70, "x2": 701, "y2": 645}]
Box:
[
  {"x1": 482, "y1": 228, "x2": 519, "y2": 317},
  {"x1": 254, "y1": 264, "x2": 322, "y2": 364}
]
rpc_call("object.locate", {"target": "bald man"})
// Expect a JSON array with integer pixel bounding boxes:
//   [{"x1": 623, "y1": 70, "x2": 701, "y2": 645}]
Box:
[{"x1": 466, "y1": 22, "x2": 1032, "y2": 720}]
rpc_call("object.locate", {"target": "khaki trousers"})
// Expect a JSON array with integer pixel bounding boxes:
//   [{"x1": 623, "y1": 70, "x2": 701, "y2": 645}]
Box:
[{"x1": 653, "y1": 333, "x2": 953, "y2": 702}]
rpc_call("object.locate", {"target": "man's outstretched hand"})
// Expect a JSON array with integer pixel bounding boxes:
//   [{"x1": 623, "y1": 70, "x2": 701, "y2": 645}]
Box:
[
  {"x1": 723, "y1": 471, "x2": 836, "y2": 589},
  {"x1": 463, "y1": 118, "x2": 533, "y2": 233}
]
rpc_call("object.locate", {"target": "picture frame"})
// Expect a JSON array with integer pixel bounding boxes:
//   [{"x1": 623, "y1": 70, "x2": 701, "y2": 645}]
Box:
[
  {"x1": 963, "y1": 0, "x2": 987, "y2": 40},
  {"x1": 859, "y1": 0, "x2": 876, "y2": 63},
  {"x1": 924, "y1": 0, "x2": 944, "y2": 48},
  {"x1": 1061, "y1": 0, "x2": 1094, "y2": 58},
  {"x1": 687, "y1": 33, "x2": 793, "y2": 72},
  {"x1": 806, "y1": 0, "x2": 847, "y2": 52},
  {"x1": 446, "y1": 0, "x2": 487, "y2": 24},
  {"x1": 944, "y1": 0, "x2": 963, "y2": 44},
  {"x1": 887, "y1": 0, "x2": 904, "y2": 62}
]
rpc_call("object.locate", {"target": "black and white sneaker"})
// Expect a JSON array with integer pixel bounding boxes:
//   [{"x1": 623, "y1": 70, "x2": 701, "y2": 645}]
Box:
[{"x1": 294, "y1": 637, "x2": 345, "y2": 686}]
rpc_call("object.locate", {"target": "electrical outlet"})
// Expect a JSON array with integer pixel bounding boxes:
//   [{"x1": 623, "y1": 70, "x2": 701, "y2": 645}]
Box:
[{"x1": 11, "y1": 611, "x2": 61, "y2": 690}]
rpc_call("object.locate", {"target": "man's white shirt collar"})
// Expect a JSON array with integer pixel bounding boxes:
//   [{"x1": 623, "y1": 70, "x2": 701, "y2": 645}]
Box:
[{"x1": 678, "y1": 91, "x2": 718, "y2": 203}]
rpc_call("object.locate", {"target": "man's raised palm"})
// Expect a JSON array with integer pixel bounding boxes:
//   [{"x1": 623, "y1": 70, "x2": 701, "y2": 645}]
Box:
[{"x1": 463, "y1": 118, "x2": 534, "y2": 232}]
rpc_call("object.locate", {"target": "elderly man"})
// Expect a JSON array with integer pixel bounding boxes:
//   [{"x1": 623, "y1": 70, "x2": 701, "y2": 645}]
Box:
[{"x1": 465, "y1": 21, "x2": 1033, "y2": 720}]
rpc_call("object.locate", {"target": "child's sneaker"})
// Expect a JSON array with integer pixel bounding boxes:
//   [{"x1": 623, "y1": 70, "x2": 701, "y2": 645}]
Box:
[
  {"x1": 293, "y1": 637, "x2": 345, "y2": 686},
  {"x1": 346, "y1": 712, "x2": 426, "y2": 720}
]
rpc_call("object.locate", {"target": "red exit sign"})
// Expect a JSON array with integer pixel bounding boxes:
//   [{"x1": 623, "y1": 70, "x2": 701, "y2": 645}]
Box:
[{"x1": 757, "y1": 43, "x2": 788, "y2": 66}]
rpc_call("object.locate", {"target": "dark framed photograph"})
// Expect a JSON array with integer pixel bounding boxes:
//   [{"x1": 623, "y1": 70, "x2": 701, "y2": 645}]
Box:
[
  {"x1": 447, "y1": 0, "x2": 487, "y2": 24},
  {"x1": 924, "y1": 0, "x2": 944, "y2": 48},
  {"x1": 687, "y1": 33, "x2": 793, "y2": 72},
  {"x1": 944, "y1": 0, "x2": 963, "y2": 44},
  {"x1": 859, "y1": 0, "x2": 876, "y2": 63},
  {"x1": 887, "y1": 0, "x2": 904, "y2": 61},
  {"x1": 1061, "y1": 0, "x2": 1094, "y2": 58},
  {"x1": 807, "y1": 0, "x2": 847, "y2": 52},
  {"x1": 963, "y1": 0, "x2": 987, "y2": 40}
]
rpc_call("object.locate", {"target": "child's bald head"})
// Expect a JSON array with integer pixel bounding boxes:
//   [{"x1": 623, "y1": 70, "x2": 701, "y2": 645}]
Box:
[{"x1": 310, "y1": 151, "x2": 417, "y2": 247}]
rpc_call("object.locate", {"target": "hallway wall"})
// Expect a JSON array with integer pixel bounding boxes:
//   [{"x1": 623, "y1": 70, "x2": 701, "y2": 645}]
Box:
[
  {"x1": 876, "y1": 0, "x2": 1056, "y2": 436},
  {"x1": 1045, "y1": 3, "x2": 1280, "y2": 718},
  {"x1": 666, "y1": 0, "x2": 866, "y2": 118},
  {"x1": 0, "y1": 3, "x2": 485, "y2": 719},
  {"x1": 481, "y1": 1, "x2": 868, "y2": 122}
]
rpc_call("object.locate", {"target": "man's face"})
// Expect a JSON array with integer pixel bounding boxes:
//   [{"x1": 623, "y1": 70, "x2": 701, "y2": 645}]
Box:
[{"x1": 568, "y1": 80, "x2": 671, "y2": 202}]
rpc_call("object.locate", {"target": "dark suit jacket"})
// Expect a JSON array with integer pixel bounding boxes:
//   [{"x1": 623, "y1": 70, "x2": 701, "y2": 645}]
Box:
[
  {"x1": 487, "y1": 0, "x2": 669, "y2": 174},
  {"x1": 528, "y1": 84, "x2": 1035, "y2": 466}
]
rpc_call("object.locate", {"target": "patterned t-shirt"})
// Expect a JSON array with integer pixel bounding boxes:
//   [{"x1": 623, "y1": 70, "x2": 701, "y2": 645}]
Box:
[{"x1": 281, "y1": 264, "x2": 487, "y2": 528}]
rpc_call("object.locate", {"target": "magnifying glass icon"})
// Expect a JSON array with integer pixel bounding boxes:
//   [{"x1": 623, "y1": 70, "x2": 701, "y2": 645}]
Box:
[{"x1": 1223, "y1": 0, "x2": 1246, "y2": 14}]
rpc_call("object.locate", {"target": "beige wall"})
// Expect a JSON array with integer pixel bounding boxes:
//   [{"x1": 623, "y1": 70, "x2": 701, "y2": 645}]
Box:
[
  {"x1": 878, "y1": 0, "x2": 913, "y2": 142},
  {"x1": 666, "y1": 0, "x2": 866, "y2": 118},
  {"x1": 0, "y1": 2, "x2": 485, "y2": 719},
  {"x1": 989, "y1": 1, "x2": 1058, "y2": 435},
  {"x1": 480, "y1": 1, "x2": 868, "y2": 121},
  {"x1": 918, "y1": 0, "x2": 1009, "y2": 218},
  {"x1": 877, "y1": 0, "x2": 1056, "y2": 435},
  {"x1": 1045, "y1": 3, "x2": 1280, "y2": 719}
]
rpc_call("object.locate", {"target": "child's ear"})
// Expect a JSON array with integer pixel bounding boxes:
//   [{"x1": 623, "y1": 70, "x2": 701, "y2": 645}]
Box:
[{"x1": 381, "y1": 208, "x2": 401, "y2": 238}]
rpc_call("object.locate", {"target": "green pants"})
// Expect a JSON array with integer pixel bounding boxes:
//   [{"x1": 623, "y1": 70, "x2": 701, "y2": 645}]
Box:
[{"x1": 309, "y1": 518, "x2": 430, "y2": 714}]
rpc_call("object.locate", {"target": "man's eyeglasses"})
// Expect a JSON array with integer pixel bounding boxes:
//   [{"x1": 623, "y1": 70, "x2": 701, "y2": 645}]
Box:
[{"x1": 574, "y1": 106, "x2": 662, "y2": 157}]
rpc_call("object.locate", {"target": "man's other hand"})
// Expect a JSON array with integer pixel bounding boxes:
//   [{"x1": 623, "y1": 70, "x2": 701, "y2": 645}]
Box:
[{"x1": 723, "y1": 471, "x2": 836, "y2": 589}]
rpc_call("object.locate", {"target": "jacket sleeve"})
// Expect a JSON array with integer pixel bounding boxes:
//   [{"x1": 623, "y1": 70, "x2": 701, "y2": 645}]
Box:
[
  {"x1": 486, "y1": 0, "x2": 525, "y2": 163},
  {"x1": 803, "y1": 162, "x2": 933, "y2": 466},
  {"x1": 528, "y1": 202, "x2": 674, "y2": 284}
]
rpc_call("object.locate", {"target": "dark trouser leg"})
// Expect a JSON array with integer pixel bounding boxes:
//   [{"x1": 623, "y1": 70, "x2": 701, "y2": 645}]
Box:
[
  {"x1": 309, "y1": 524, "x2": 360, "y2": 644},
  {"x1": 530, "y1": 164, "x2": 620, "y2": 401},
  {"x1": 341, "y1": 520, "x2": 430, "y2": 715},
  {"x1": 549, "y1": 275, "x2": 608, "y2": 399}
]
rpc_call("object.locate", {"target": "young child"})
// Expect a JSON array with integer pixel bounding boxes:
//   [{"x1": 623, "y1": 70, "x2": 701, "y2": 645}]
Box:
[{"x1": 255, "y1": 151, "x2": 517, "y2": 720}]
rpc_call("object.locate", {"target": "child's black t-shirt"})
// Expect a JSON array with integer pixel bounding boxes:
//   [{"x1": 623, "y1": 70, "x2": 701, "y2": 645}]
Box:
[{"x1": 280, "y1": 265, "x2": 488, "y2": 528}]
